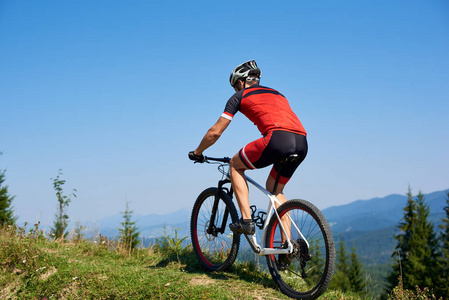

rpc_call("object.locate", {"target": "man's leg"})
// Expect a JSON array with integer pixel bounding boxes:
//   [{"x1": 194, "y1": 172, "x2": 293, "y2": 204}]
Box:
[
  {"x1": 229, "y1": 153, "x2": 251, "y2": 219},
  {"x1": 266, "y1": 175, "x2": 287, "y2": 204},
  {"x1": 266, "y1": 175, "x2": 291, "y2": 242}
]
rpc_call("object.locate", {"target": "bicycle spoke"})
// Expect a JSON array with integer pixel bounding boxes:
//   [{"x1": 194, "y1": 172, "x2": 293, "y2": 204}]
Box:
[{"x1": 285, "y1": 267, "x2": 302, "y2": 277}]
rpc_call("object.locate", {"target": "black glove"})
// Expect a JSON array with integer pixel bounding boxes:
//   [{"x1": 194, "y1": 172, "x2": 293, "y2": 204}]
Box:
[{"x1": 188, "y1": 151, "x2": 206, "y2": 163}]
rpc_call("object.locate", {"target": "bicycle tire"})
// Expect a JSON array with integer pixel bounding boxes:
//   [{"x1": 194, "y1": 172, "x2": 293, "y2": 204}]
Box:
[
  {"x1": 265, "y1": 199, "x2": 335, "y2": 299},
  {"x1": 190, "y1": 187, "x2": 241, "y2": 272}
]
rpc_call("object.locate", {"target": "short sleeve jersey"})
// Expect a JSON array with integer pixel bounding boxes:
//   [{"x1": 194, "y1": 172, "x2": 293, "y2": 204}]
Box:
[{"x1": 221, "y1": 85, "x2": 307, "y2": 137}]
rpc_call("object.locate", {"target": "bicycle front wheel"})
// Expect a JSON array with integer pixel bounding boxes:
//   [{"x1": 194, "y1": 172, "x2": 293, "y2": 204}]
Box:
[
  {"x1": 190, "y1": 187, "x2": 240, "y2": 272},
  {"x1": 265, "y1": 199, "x2": 335, "y2": 299}
]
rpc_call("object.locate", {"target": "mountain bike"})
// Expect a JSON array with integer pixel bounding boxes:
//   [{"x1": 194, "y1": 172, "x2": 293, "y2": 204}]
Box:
[{"x1": 190, "y1": 154, "x2": 335, "y2": 300}]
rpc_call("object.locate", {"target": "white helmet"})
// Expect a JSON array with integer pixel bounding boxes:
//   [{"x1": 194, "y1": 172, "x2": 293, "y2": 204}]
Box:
[{"x1": 229, "y1": 60, "x2": 262, "y2": 87}]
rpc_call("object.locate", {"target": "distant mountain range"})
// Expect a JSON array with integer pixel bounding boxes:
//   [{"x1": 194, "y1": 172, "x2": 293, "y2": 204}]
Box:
[
  {"x1": 323, "y1": 189, "x2": 447, "y2": 234},
  {"x1": 92, "y1": 188, "x2": 448, "y2": 265},
  {"x1": 322, "y1": 189, "x2": 448, "y2": 264}
]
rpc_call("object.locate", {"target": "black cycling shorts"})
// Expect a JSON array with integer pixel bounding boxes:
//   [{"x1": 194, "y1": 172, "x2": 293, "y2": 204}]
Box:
[{"x1": 238, "y1": 130, "x2": 308, "y2": 185}]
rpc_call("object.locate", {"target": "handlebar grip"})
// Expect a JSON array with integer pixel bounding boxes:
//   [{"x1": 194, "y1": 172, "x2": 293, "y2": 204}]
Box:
[{"x1": 188, "y1": 151, "x2": 206, "y2": 163}]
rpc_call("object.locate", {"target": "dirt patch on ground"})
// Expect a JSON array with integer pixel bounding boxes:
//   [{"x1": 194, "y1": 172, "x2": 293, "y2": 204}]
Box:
[
  {"x1": 190, "y1": 275, "x2": 215, "y2": 285},
  {"x1": 39, "y1": 266, "x2": 57, "y2": 281},
  {"x1": 0, "y1": 278, "x2": 20, "y2": 299},
  {"x1": 42, "y1": 247, "x2": 58, "y2": 254}
]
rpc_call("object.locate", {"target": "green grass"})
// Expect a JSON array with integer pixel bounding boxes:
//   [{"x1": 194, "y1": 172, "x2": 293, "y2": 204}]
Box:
[{"x1": 1, "y1": 224, "x2": 370, "y2": 299}]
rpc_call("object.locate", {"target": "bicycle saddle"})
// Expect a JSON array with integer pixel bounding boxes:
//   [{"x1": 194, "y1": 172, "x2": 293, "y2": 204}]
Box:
[{"x1": 281, "y1": 154, "x2": 300, "y2": 164}]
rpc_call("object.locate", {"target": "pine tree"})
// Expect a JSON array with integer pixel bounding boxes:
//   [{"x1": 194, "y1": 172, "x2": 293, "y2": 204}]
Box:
[
  {"x1": 118, "y1": 201, "x2": 140, "y2": 252},
  {"x1": 50, "y1": 170, "x2": 76, "y2": 240},
  {"x1": 72, "y1": 221, "x2": 85, "y2": 243},
  {"x1": 387, "y1": 188, "x2": 439, "y2": 292},
  {"x1": 348, "y1": 246, "x2": 365, "y2": 293},
  {"x1": 387, "y1": 187, "x2": 417, "y2": 291},
  {"x1": 0, "y1": 169, "x2": 17, "y2": 226},
  {"x1": 330, "y1": 238, "x2": 351, "y2": 292},
  {"x1": 436, "y1": 191, "x2": 449, "y2": 298},
  {"x1": 413, "y1": 191, "x2": 440, "y2": 287}
]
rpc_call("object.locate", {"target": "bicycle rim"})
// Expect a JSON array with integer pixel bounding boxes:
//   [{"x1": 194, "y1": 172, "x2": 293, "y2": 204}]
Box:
[
  {"x1": 190, "y1": 188, "x2": 240, "y2": 272},
  {"x1": 265, "y1": 199, "x2": 335, "y2": 299}
]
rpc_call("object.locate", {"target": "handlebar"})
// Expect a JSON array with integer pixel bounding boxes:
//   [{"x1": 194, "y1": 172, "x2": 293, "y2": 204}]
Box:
[
  {"x1": 204, "y1": 156, "x2": 231, "y2": 163},
  {"x1": 188, "y1": 151, "x2": 230, "y2": 164}
]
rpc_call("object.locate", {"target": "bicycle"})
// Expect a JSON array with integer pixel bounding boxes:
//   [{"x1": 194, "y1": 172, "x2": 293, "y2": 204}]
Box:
[{"x1": 190, "y1": 154, "x2": 335, "y2": 299}]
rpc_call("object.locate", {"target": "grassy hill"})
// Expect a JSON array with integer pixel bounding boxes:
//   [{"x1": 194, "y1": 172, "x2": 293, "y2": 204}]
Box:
[
  {"x1": 15, "y1": 189, "x2": 444, "y2": 299},
  {"x1": 1, "y1": 224, "x2": 373, "y2": 300}
]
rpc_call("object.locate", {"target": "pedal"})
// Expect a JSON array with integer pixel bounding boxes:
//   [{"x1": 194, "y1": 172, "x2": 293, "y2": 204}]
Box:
[{"x1": 255, "y1": 211, "x2": 266, "y2": 229}]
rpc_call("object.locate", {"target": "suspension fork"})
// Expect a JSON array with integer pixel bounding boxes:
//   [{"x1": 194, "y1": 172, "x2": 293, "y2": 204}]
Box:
[{"x1": 207, "y1": 179, "x2": 233, "y2": 236}]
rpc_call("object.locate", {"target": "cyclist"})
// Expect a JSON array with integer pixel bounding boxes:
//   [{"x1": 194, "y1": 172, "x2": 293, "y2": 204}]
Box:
[{"x1": 189, "y1": 60, "x2": 308, "y2": 236}]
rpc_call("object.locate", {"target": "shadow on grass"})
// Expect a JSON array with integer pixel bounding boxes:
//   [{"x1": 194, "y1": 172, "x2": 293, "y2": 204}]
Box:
[{"x1": 149, "y1": 248, "x2": 277, "y2": 290}]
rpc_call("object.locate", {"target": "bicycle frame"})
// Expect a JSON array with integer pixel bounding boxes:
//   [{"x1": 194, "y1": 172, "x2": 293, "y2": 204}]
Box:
[
  {"x1": 243, "y1": 173, "x2": 307, "y2": 256},
  {"x1": 205, "y1": 156, "x2": 308, "y2": 256}
]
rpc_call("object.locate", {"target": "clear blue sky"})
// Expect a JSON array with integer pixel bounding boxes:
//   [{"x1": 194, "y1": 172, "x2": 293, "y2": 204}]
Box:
[{"x1": 1, "y1": 0, "x2": 448, "y2": 227}]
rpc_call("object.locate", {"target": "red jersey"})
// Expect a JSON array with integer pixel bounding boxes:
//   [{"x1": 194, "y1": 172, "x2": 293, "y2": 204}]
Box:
[{"x1": 221, "y1": 85, "x2": 306, "y2": 136}]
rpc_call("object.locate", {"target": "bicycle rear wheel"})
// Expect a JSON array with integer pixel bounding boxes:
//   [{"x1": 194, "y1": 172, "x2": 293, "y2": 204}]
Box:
[
  {"x1": 265, "y1": 199, "x2": 335, "y2": 299},
  {"x1": 190, "y1": 187, "x2": 240, "y2": 272}
]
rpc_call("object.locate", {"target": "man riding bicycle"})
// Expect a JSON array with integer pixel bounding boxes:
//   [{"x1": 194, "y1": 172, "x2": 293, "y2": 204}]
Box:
[{"x1": 189, "y1": 60, "x2": 308, "y2": 236}]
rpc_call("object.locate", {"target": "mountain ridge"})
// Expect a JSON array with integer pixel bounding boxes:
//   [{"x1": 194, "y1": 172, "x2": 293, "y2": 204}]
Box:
[{"x1": 323, "y1": 189, "x2": 448, "y2": 234}]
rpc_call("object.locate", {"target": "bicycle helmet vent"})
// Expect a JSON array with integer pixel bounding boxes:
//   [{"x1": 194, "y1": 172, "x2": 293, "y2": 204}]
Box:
[{"x1": 229, "y1": 60, "x2": 262, "y2": 87}]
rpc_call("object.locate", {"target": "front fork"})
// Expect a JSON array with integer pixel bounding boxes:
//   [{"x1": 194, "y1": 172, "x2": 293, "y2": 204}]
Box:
[{"x1": 207, "y1": 179, "x2": 233, "y2": 236}]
